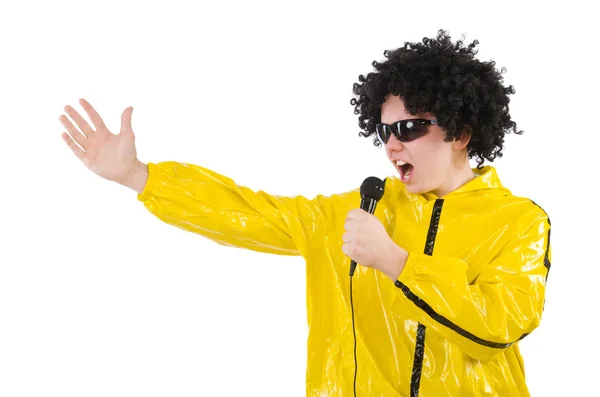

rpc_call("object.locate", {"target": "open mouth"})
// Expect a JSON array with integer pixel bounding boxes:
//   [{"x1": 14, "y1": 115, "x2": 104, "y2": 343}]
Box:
[{"x1": 395, "y1": 160, "x2": 414, "y2": 181}]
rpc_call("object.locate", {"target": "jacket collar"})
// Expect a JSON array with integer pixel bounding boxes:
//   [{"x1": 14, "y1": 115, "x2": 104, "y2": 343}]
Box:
[{"x1": 419, "y1": 166, "x2": 511, "y2": 201}]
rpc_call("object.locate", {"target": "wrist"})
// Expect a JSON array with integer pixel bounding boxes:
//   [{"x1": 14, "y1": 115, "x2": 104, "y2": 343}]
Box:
[
  {"x1": 381, "y1": 243, "x2": 408, "y2": 281},
  {"x1": 123, "y1": 160, "x2": 148, "y2": 194}
]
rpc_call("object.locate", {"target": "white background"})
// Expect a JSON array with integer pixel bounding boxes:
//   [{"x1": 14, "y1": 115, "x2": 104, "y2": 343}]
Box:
[{"x1": 1, "y1": 1, "x2": 598, "y2": 396}]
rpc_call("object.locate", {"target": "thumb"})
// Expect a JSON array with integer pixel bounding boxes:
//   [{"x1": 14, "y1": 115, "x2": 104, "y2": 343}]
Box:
[{"x1": 119, "y1": 106, "x2": 134, "y2": 136}]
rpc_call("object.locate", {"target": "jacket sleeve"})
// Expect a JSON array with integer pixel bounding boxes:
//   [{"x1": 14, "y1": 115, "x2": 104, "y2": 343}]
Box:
[
  {"x1": 393, "y1": 210, "x2": 551, "y2": 362},
  {"x1": 137, "y1": 161, "x2": 350, "y2": 258}
]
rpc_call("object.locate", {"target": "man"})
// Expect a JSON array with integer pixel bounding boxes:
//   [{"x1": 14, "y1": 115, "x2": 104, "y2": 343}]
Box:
[{"x1": 60, "y1": 29, "x2": 551, "y2": 396}]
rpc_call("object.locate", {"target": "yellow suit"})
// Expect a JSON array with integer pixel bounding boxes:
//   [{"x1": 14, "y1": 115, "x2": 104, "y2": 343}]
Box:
[{"x1": 138, "y1": 161, "x2": 551, "y2": 396}]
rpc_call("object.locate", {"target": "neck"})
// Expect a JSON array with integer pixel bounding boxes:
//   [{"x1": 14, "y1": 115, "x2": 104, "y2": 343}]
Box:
[{"x1": 432, "y1": 158, "x2": 475, "y2": 197}]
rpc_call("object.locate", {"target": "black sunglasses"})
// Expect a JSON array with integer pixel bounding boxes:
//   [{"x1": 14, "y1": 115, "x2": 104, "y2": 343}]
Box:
[{"x1": 375, "y1": 119, "x2": 438, "y2": 143}]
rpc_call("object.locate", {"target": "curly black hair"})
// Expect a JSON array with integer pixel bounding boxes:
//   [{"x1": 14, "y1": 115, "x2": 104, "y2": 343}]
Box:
[{"x1": 350, "y1": 29, "x2": 523, "y2": 168}]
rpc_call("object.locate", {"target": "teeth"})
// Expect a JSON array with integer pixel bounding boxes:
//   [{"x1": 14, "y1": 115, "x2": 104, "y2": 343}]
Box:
[{"x1": 396, "y1": 160, "x2": 406, "y2": 166}]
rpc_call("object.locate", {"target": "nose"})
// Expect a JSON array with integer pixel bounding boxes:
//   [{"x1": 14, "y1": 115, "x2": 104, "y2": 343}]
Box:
[{"x1": 386, "y1": 134, "x2": 405, "y2": 152}]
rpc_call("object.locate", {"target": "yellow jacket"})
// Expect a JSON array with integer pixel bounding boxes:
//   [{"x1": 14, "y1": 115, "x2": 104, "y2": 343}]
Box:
[{"x1": 138, "y1": 161, "x2": 551, "y2": 397}]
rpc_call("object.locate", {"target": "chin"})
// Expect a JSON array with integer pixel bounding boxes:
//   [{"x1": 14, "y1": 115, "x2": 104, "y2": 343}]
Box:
[
  {"x1": 406, "y1": 185, "x2": 422, "y2": 194},
  {"x1": 403, "y1": 181, "x2": 417, "y2": 192},
  {"x1": 404, "y1": 181, "x2": 429, "y2": 195}
]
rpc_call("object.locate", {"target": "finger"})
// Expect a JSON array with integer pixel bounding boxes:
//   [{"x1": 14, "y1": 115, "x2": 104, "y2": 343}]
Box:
[
  {"x1": 59, "y1": 114, "x2": 88, "y2": 149},
  {"x1": 79, "y1": 98, "x2": 107, "y2": 131},
  {"x1": 342, "y1": 242, "x2": 358, "y2": 258},
  {"x1": 64, "y1": 105, "x2": 95, "y2": 137},
  {"x1": 342, "y1": 243, "x2": 351, "y2": 257},
  {"x1": 344, "y1": 219, "x2": 356, "y2": 231},
  {"x1": 120, "y1": 106, "x2": 134, "y2": 135},
  {"x1": 347, "y1": 208, "x2": 365, "y2": 219},
  {"x1": 342, "y1": 231, "x2": 354, "y2": 243},
  {"x1": 61, "y1": 132, "x2": 86, "y2": 161}
]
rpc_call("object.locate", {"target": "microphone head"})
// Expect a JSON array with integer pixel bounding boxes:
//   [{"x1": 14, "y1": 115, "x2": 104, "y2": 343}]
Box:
[{"x1": 360, "y1": 176, "x2": 385, "y2": 201}]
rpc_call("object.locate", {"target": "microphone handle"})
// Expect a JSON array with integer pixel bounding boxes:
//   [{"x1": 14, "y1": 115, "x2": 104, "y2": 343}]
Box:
[
  {"x1": 349, "y1": 259, "x2": 358, "y2": 277},
  {"x1": 349, "y1": 197, "x2": 377, "y2": 276},
  {"x1": 361, "y1": 197, "x2": 377, "y2": 215}
]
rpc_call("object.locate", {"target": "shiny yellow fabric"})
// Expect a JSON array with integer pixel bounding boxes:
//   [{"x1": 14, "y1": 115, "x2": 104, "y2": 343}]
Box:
[{"x1": 138, "y1": 161, "x2": 551, "y2": 397}]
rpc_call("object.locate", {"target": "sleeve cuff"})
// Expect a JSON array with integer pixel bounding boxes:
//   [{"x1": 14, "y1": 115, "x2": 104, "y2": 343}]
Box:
[
  {"x1": 396, "y1": 251, "x2": 419, "y2": 285},
  {"x1": 137, "y1": 162, "x2": 158, "y2": 202}
]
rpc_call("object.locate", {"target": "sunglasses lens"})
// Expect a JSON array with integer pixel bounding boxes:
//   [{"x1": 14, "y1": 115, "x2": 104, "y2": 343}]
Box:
[
  {"x1": 396, "y1": 120, "x2": 428, "y2": 142},
  {"x1": 376, "y1": 124, "x2": 390, "y2": 144}
]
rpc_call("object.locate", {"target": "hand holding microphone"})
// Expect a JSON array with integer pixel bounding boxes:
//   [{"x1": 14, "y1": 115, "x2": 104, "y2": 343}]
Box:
[{"x1": 343, "y1": 177, "x2": 389, "y2": 277}]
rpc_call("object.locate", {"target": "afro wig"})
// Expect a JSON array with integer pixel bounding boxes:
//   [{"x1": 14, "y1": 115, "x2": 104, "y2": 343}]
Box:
[{"x1": 350, "y1": 29, "x2": 523, "y2": 168}]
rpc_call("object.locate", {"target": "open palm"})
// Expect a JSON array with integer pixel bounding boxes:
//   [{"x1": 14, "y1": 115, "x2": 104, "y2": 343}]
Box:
[{"x1": 60, "y1": 98, "x2": 140, "y2": 185}]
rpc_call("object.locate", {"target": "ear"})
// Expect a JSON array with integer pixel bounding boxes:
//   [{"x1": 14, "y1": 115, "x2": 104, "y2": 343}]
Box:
[{"x1": 452, "y1": 130, "x2": 471, "y2": 150}]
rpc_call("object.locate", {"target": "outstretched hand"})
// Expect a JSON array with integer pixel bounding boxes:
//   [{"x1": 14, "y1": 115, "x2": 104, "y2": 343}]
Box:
[{"x1": 60, "y1": 98, "x2": 145, "y2": 188}]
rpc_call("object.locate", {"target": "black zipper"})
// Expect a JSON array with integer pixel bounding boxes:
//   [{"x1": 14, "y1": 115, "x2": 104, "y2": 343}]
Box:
[{"x1": 409, "y1": 198, "x2": 444, "y2": 396}]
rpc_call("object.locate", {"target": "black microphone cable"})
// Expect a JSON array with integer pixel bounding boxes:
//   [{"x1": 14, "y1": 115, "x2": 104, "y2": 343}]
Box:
[
  {"x1": 348, "y1": 177, "x2": 386, "y2": 397},
  {"x1": 350, "y1": 275, "x2": 358, "y2": 397}
]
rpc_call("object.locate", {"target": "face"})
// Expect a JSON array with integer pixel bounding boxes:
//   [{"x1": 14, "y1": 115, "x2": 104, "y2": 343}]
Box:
[{"x1": 379, "y1": 95, "x2": 470, "y2": 196}]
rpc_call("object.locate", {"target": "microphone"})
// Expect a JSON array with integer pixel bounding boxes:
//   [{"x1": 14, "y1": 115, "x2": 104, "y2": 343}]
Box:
[{"x1": 349, "y1": 176, "x2": 386, "y2": 277}]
